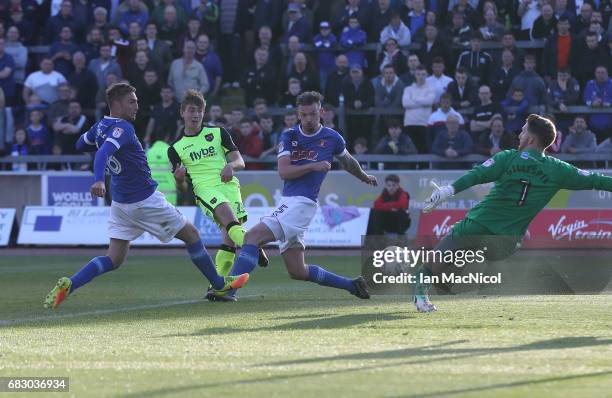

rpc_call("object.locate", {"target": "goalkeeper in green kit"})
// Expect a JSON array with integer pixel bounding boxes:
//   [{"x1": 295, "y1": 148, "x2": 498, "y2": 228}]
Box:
[{"x1": 415, "y1": 114, "x2": 612, "y2": 313}]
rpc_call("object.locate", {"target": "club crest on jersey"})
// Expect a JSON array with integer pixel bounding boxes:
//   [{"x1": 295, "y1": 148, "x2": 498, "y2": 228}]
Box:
[
  {"x1": 112, "y1": 127, "x2": 124, "y2": 138},
  {"x1": 205, "y1": 133, "x2": 214, "y2": 142},
  {"x1": 319, "y1": 140, "x2": 326, "y2": 147},
  {"x1": 483, "y1": 158, "x2": 495, "y2": 167},
  {"x1": 292, "y1": 141, "x2": 298, "y2": 147},
  {"x1": 520, "y1": 152, "x2": 529, "y2": 160}
]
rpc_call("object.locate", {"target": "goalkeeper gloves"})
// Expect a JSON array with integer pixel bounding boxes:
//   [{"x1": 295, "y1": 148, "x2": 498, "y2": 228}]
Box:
[{"x1": 423, "y1": 181, "x2": 455, "y2": 213}]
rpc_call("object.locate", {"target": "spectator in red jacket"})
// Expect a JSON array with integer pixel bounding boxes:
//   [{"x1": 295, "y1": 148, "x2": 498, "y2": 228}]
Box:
[
  {"x1": 367, "y1": 174, "x2": 411, "y2": 235},
  {"x1": 235, "y1": 117, "x2": 264, "y2": 170}
]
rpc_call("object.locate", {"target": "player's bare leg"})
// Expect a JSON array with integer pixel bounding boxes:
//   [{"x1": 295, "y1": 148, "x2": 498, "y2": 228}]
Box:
[{"x1": 43, "y1": 239, "x2": 129, "y2": 309}]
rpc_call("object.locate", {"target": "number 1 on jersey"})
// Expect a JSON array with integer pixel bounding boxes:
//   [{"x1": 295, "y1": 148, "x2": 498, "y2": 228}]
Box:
[{"x1": 518, "y1": 179, "x2": 530, "y2": 206}]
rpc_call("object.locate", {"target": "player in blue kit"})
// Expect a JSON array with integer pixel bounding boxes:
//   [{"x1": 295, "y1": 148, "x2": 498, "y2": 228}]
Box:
[
  {"x1": 43, "y1": 83, "x2": 249, "y2": 309},
  {"x1": 209, "y1": 91, "x2": 378, "y2": 299}
]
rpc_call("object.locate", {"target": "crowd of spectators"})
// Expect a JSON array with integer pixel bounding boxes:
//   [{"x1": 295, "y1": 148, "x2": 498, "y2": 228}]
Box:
[{"x1": 0, "y1": 0, "x2": 610, "y2": 171}]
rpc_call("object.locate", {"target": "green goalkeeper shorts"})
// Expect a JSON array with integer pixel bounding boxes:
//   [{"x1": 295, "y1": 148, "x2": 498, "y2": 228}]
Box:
[
  {"x1": 193, "y1": 180, "x2": 247, "y2": 224},
  {"x1": 440, "y1": 217, "x2": 520, "y2": 262}
]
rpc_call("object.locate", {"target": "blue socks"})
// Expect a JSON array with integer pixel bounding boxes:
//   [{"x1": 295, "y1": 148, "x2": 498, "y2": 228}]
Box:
[
  {"x1": 69, "y1": 256, "x2": 114, "y2": 292},
  {"x1": 308, "y1": 265, "x2": 356, "y2": 294},
  {"x1": 225, "y1": 244, "x2": 260, "y2": 296},
  {"x1": 187, "y1": 240, "x2": 224, "y2": 290},
  {"x1": 230, "y1": 244, "x2": 259, "y2": 276}
]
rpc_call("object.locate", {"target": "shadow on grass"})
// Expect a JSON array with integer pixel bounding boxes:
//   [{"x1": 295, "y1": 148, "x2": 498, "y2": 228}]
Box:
[
  {"x1": 116, "y1": 337, "x2": 612, "y2": 398},
  {"x1": 263, "y1": 336, "x2": 612, "y2": 367},
  {"x1": 161, "y1": 312, "x2": 410, "y2": 337}
]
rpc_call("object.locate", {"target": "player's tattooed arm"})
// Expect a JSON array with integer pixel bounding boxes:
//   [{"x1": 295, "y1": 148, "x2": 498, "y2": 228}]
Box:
[{"x1": 337, "y1": 153, "x2": 378, "y2": 186}]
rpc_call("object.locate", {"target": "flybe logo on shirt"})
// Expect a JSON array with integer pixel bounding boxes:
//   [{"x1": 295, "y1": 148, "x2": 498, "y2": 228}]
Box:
[
  {"x1": 291, "y1": 149, "x2": 318, "y2": 161},
  {"x1": 189, "y1": 146, "x2": 216, "y2": 161}
]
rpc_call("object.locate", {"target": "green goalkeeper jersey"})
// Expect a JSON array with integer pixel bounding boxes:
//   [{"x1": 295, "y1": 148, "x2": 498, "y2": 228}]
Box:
[
  {"x1": 167, "y1": 126, "x2": 239, "y2": 190},
  {"x1": 452, "y1": 148, "x2": 612, "y2": 236}
]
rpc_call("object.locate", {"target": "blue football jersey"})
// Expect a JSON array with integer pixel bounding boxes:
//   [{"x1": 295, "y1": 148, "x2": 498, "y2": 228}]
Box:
[
  {"x1": 277, "y1": 125, "x2": 347, "y2": 201},
  {"x1": 85, "y1": 116, "x2": 157, "y2": 203}
]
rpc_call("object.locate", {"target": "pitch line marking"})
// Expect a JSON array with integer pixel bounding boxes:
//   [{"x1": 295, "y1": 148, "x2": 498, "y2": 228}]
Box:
[{"x1": 0, "y1": 295, "x2": 263, "y2": 326}]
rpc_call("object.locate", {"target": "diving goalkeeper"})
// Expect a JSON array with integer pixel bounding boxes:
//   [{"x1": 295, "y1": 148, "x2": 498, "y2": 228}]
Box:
[{"x1": 415, "y1": 114, "x2": 612, "y2": 313}]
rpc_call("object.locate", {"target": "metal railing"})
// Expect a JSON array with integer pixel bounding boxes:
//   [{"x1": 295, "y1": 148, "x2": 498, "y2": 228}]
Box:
[{"x1": 2, "y1": 152, "x2": 610, "y2": 170}]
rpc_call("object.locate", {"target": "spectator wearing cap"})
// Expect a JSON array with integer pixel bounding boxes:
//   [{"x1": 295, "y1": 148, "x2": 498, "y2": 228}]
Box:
[
  {"x1": 490, "y1": 49, "x2": 519, "y2": 103},
  {"x1": 241, "y1": 47, "x2": 277, "y2": 107},
  {"x1": 0, "y1": 38, "x2": 16, "y2": 106},
  {"x1": 418, "y1": 25, "x2": 450, "y2": 73},
  {"x1": 324, "y1": 54, "x2": 349, "y2": 106},
  {"x1": 375, "y1": 64, "x2": 405, "y2": 108},
  {"x1": 507, "y1": 54, "x2": 547, "y2": 106},
  {"x1": 542, "y1": 16, "x2": 573, "y2": 81},
  {"x1": 342, "y1": 63, "x2": 375, "y2": 110},
  {"x1": 380, "y1": 12, "x2": 412, "y2": 47},
  {"x1": 446, "y1": 67, "x2": 478, "y2": 110},
  {"x1": 333, "y1": 0, "x2": 371, "y2": 33},
  {"x1": 283, "y1": 3, "x2": 311, "y2": 44},
  {"x1": 432, "y1": 114, "x2": 474, "y2": 168},
  {"x1": 49, "y1": 26, "x2": 78, "y2": 77},
  {"x1": 23, "y1": 57, "x2": 67, "y2": 105},
  {"x1": 88, "y1": 43, "x2": 123, "y2": 89},
  {"x1": 402, "y1": 64, "x2": 436, "y2": 153},
  {"x1": 195, "y1": 34, "x2": 223, "y2": 98},
  {"x1": 369, "y1": 0, "x2": 394, "y2": 42},
  {"x1": 570, "y1": 31, "x2": 607, "y2": 85},
  {"x1": 313, "y1": 21, "x2": 338, "y2": 92},
  {"x1": 340, "y1": 16, "x2": 367, "y2": 68},
  {"x1": 456, "y1": 31, "x2": 493, "y2": 86},
  {"x1": 117, "y1": 0, "x2": 149, "y2": 36},
  {"x1": 583, "y1": 65, "x2": 612, "y2": 139},
  {"x1": 475, "y1": 117, "x2": 517, "y2": 156},
  {"x1": 402, "y1": 0, "x2": 426, "y2": 37},
  {"x1": 378, "y1": 38, "x2": 407, "y2": 76}
]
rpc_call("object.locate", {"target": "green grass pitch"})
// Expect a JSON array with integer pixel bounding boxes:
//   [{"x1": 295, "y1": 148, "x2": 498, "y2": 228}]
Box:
[{"x1": 1, "y1": 253, "x2": 611, "y2": 397}]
